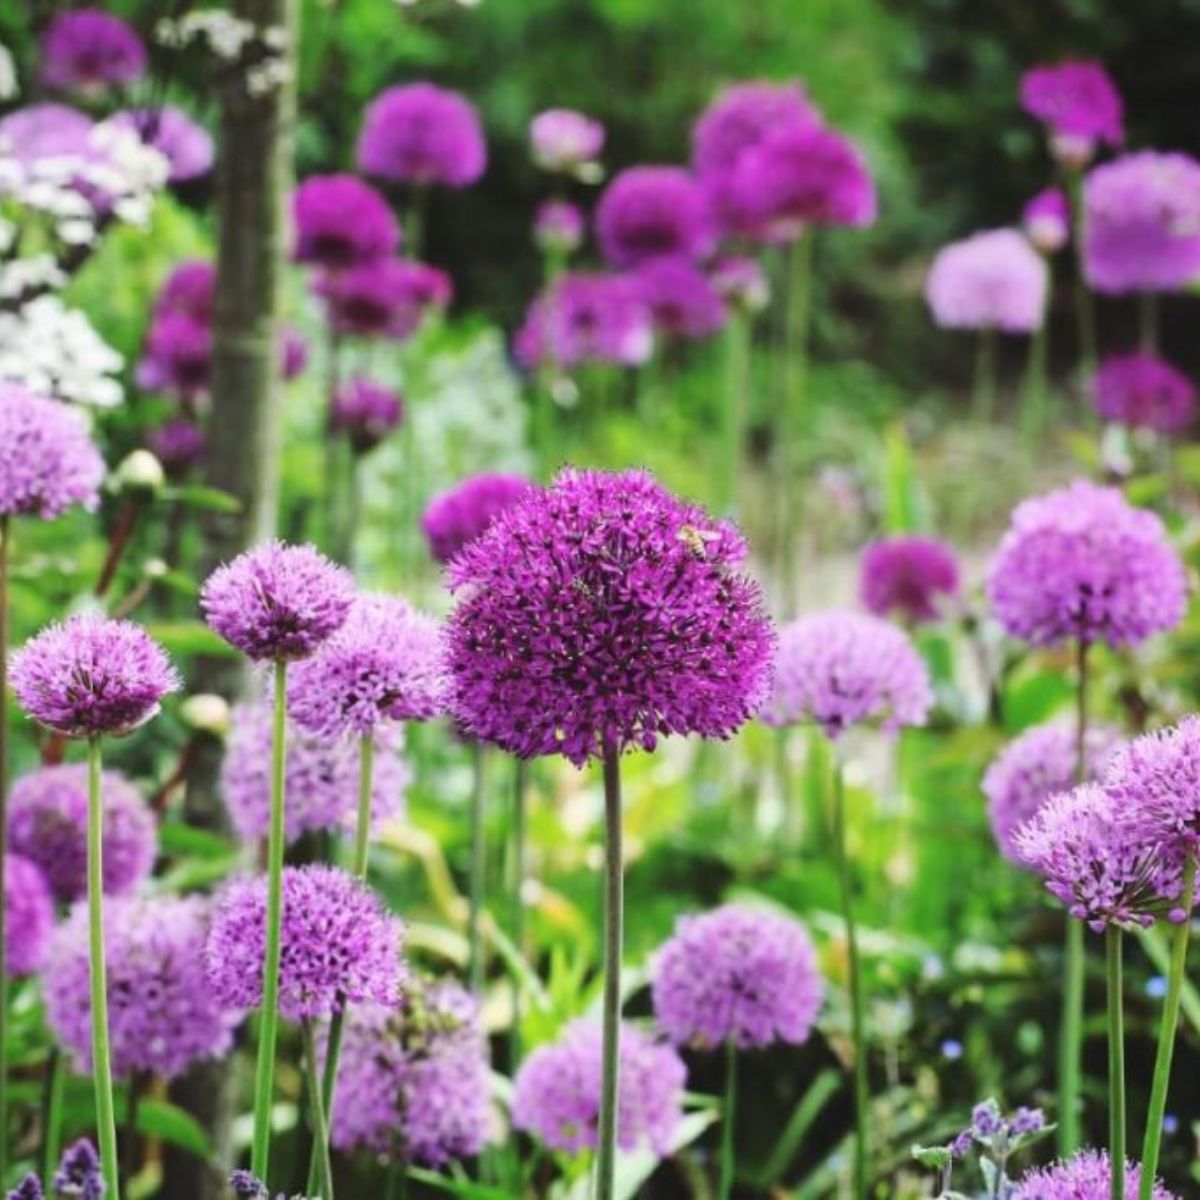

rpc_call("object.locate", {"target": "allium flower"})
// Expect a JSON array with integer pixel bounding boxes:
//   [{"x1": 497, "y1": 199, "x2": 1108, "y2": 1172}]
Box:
[
  {"x1": 12, "y1": 614, "x2": 179, "y2": 738},
  {"x1": 925, "y1": 229, "x2": 1048, "y2": 333},
  {"x1": 293, "y1": 174, "x2": 400, "y2": 269},
  {"x1": 1023, "y1": 187, "x2": 1070, "y2": 254},
  {"x1": 764, "y1": 611, "x2": 932, "y2": 739},
  {"x1": 530, "y1": 109, "x2": 604, "y2": 174},
  {"x1": 44, "y1": 895, "x2": 239, "y2": 1078},
  {"x1": 633, "y1": 257, "x2": 727, "y2": 340},
  {"x1": 985, "y1": 480, "x2": 1187, "y2": 648},
  {"x1": 8, "y1": 765, "x2": 157, "y2": 903},
  {"x1": 858, "y1": 536, "x2": 960, "y2": 624},
  {"x1": 206, "y1": 865, "x2": 404, "y2": 1022},
  {"x1": 200, "y1": 540, "x2": 355, "y2": 661},
  {"x1": 136, "y1": 312, "x2": 212, "y2": 397},
  {"x1": 4, "y1": 853, "x2": 54, "y2": 976},
  {"x1": 512, "y1": 1019, "x2": 686, "y2": 1155},
  {"x1": 153, "y1": 260, "x2": 216, "y2": 323},
  {"x1": 446, "y1": 468, "x2": 775, "y2": 766},
  {"x1": 1020, "y1": 61, "x2": 1124, "y2": 163},
  {"x1": 422, "y1": 473, "x2": 532, "y2": 566},
  {"x1": 329, "y1": 378, "x2": 404, "y2": 454},
  {"x1": 148, "y1": 419, "x2": 207, "y2": 476},
  {"x1": 1014, "y1": 1149, "x2": 1174, "y2": 1200},
  {"x1": 1093, "y1": 352, "x2": 1196, "y2": 433},
  {"x1": 315, "y1": 259, "x2": 452, "y2": 339},
  {"x1": 534, "y1": 199, "x2": 585, "y2": 255},
  {"x1": 53, "y1": 1140, "x2": 104, "y2": 1199},
  {"x1": 710, "y1": 256, "x2": 770, "y2": 312},
  {"x1": 111, "y1": 107, "x2": 213, "y2": 183},
  {"x1": 595, "y1": 166, "x2": 715, "y2": 268},
  {"x1": 692, "y1": 81, "x2": 818, "y2": 180},
  {"x1": 331, "y1": 977, "x2": 491, "y2": 1167},
  {"x1": 1104, "y1": 716, "x2": 1200, "y2": 849},
  {"x1": 357, "y1": 83, "x2": 486, "y2": 188},
  {"x1": 40, "y1": 9, "x2": 147, "y2": 92},
  {"x1": 653, "y1": 904, "x2": 823, "y2": 1050},
  {"x1": 0, "y1": 385, "x2": 105, "y2": 519}
]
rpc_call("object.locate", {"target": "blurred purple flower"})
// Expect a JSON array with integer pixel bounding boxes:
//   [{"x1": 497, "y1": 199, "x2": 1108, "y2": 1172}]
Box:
[
  {"x1": 281, "y1": 326, "x2": 309, "y2": 380},
  {"x1": 1093, "y1": 352, "x2": 1196, "y2": 434},
  {"x1": 54, "y1": 1141, "x2": 104, "y2": 1200},
  {"x1": 530, "y1": 108, "x2": 604, "y2": 174},
  {"x1": 859, "y1": 536, "x2": 959, "y2": 624},
  {"x1": 534, "y1": 199, "x2": 585, "y2": 255},
  {"x1": 293, "y1": 174, "x2": 400, "y2": 269},
  {"x1": 422, "y1": 473, "x2": 533, "y2": 566},
  {"x1": 111, "y1": 106, "x2": 213, "y2": 182},
  {"x1": 315, "y1": 258, "x2": 452, "y2": 339},
  {"x1": 710, "y1": 256, "x2": 770, "y2": 312},
  {"x1": 1020, "y1": 61, "x2": 1124, "y2": 165},
  {"x1": 596, "y1": 166, "x2": 715, "y2": 268},
  {"x1": 153, "y1": 260, "x2": 216, "y2": 323},
  {"x1": 330, "y1": 377, "x2": 404, "y2": 454},
  {"x1": 4, "y1": 853, "x2": 54, "y2": 976},
  {"x1": 148, "y1": 419, "x2": 207, "y2": 476},
  {"x1": 40, "y1": 9, "x2": 146, "y2": 93},
  {"x1": 137, "y1": 312, "x2": 212, "y2": 398},
  {"x1": 1022, "y1": 187, "x2": 1070, "y2": 254},
  {"x1": 633, "y1": 256, "x2": 727, "y2": 340},
  {"x1": 925, "y1": 229, "x2": 1048, "y2": 333}
]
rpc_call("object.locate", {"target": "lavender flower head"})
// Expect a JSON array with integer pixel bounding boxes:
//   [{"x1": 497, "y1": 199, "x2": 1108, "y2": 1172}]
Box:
[
  {"x1": 764, "y1": 611, "x2": 932, "y2": 739},
  {"x1": 293, "y1": 174, "x2": 400, "y2": 269},
  {"x1": 512, "y1": 1019, "x2": 686, "y2": 1155},
  {"x1": 111, "y1": 107, "x2": 213, "y2": 183},
  {"x1": 8, "y1": 764, "x2": 157, "y2": 903},
  {"x1": 149, "y1": 420, "x2": 207, "y2": 477},
  {"x1": 0, "y1": 103, "x2": 94, "y2": 168},
  {"x1": 1023, "y1": 187, "x2": 1070, "y2": 254},
  {"x1": 315, "y1": 259, "x2": 451, "y2": 340},
  {"x1": 54, "y1": 1140, "x2": 104, "y2": 1199},
  {"x1": 446, "y1": 468, "x2": 775, "y2": 766},
  {"x1": 858, "y1": 536, "x2": 960, "y2": 624},
  {"x1": 40, "y1": 9, "x2": 147, "y2": 93},
  {"x1": 710, "y1": 256, "x2": 770, "y2": 312},
  {"x1": 201, "y1": 540, "x2": 355, "y2": 661},
  {"x1": 330, "y1": 378, "x2": 404, "y2": 454},
  {"x1": 0, "y1": 385, "x2": 105, "y2": 520},
  {"x1": 634, "y1": 257, "x2": 727, "y2": 341},
  {"x1": 206, "y1": 864, "x2": 404, "y2": 1022},
  {"x1": 534, "y1": 199, "x2": 585, "y2": 255},
  {"x1": 1014, "y1": 1150, "x2": 1175, "y2": 1200},
  {"x1": 985, "y1": 480, "x2": 1187, "y2": 648},
  {"x1": 925, "y1": 229, "x2": 1048, "y2": 333},
  {"x1": 1020, "y1": 61, "x2": 1124, "y2": 165},
  {"x1": 653, "y1": 904, "x2": 823, "y2": 1050},
  {"x1": 1093, "y1": 352, "x2": 1196, "y2": 434},
  {"x1": 4, "y1": 853, "x2": 54, "y2": 976},
  {"x1": 596, "y1": 166, "x2": 715, "y2": 268},
  {"x1": 1104, "y1": 716, "x2": 1200, "y2": 850},
  {"x1": 422, "y1": 473, "x2": 532, "y2": 566},
  {"x1": 530, "y1": 109, "x2": 604, "y2": 175}
]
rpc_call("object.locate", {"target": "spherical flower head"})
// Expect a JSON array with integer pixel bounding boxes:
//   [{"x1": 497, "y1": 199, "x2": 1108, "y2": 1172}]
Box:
[
  {"x1": 200, "y1": 540, "x2": 355, "y2": 661},
  {"x1": 859, "y1": 536, "x2": 959, "y2": 624},
  {"x1": 633, "y1": 257, "x2": 727, "y2": 341},
  {"x1": 110, "y1": 107, "x2": 213, "y2": 183},
  {"x1": 534, "y1": 199, "x2": 585, "y2": 255},
  {"x1": 446, "y1": 468, "x2": 775, "y2": 766},
  {"x1": 530, "y1": 109, "x2": 604, "y2": 174},
  {"x1": 653, "y1": 904, "x2": 823, "y2": 1050},
  {"x1": 1083, "y1": 151, "x2": 1200, "y2": 294},
  {"x1": 8, "y1": 764, "x2": 157, "y2": 903},
  {"x1": 44, "y1": 894, "x2": 239, "y2": 1079},
  {"x1": 330, "y1": 378, "x2": 404, "y2": 454},
  {"x1": 5, "y1": 853, "x2": 54, "y2": 976},
  {"x1": 148, "y1": 419, "x2": 207, "y2": 477},
  {"x1": 12, "y1": 615, "x2": 179, "y2": 738},
  {"x1": 1014, "y1": 1149, "x2": 1175, "y2": 1200},
  {"x1": 153, "y1": 260, "x2": 216, "y2": 323},
  {"x1": 281, "y1": 326, "x2": 310, "y2": 381},
  {"x1": 764, "y1": 611, "x2": 932, "y2": 739},
  {"x1": 315, "y1": 258, "x2": 452, "y2": 340},
  {"x1": 692, "y1": 81, "x2": 818, "y2": 181},
  {"x1": 710, "y1": 256, "x2": 770, "y2": 312},
  {"x1": 206, "y1": 864, "x2": 404, "y2": 1022},
  {"x1": 596, "y1": 166, "x2": 715, "y2": 269},
  {"x1": 0, "y1": 385, "x2": 105, "y2": 519},
  {"x1": 985, "y1": 480, "x2": 1187, "y2": 648},
  {"x1": 40, "y1": 9, "x2": 147, "y2": 93},
  {"x1": 512, "y1": 1019, "x2": 686, "y2": 1156},
  {"x1": 136, "y1": 312, "x2": 212, "y2": 398},
  {"x1": 1093, "y1": 352, "x2": 1196, "y2": 434},
  {"x1": 293, "y1": 174, "x2": 400, "y2": 269},
  {"x1": 357, "y1": 83, "x2": 486, "y2": 188},
  {"x1": 925, "y1": 229, "x2": 1048, "y2": 333},
  {"x1": 1020, "y1": 61, "x2": 1124, "y2": 161},
  {"x1": 1104, "y1": 716, "x2": 1200, "y2": 851},
  {"x1": 422, "y1": 473, "x2": 533, "y2": 566},
  {"x1": 1023, "y1": 187, "x2": 1070, "y2": 254}
]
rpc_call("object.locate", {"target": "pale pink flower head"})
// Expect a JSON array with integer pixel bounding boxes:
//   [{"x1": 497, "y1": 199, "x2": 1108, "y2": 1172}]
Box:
[
  {"x1": 530, "y1": 109, "x2": 604, "y2": 175},
  {"x1": 1020, "y1": 61, "x2": 1124, "y2": 166},
  {"x1": 534, "y1": 200, "x2": 585, "y2": 256},
  {"x1": 1022, "y1": 187, "x2": 1070, "y2": 254},
  {"x1": 926, "y1": 229, "x2": 1048, "y2": 333}
]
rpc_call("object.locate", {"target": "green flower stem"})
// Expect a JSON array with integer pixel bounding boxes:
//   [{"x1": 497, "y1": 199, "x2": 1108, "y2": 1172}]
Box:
[
  {"x1": 510, "y1": 757, "x2": 529, "y2": 1066},
  {"x1": 40, "y1": 1047, "x2": 64, "y2": 1188},
  {"x1": 1139, "y1": 292, "x2": 1159, "y2": 355},
  {"x1": 779, "y1": 232, "x2": 812, "y2": 612},
  {"x1": 1067, "y1": 168, "x2": 1097, "y2": 380},
  {"x1": 1021, "y1": 307, "x2": 1050, "y2": 443},
  {"x1": 973, "y1": 327, "x2": 997, "y2": 422},
  {"x1": 718, "y1": 1038, "x2": 738, "y2": 1200},
  {"x1": 1107, "y1": 926, "x2": 1125, "y2": 1200},
  {"x1": 0, "y1": 513, "x2": 10, "y2": 1184},
  {"x1": 303, "y1": 1020, "x2": 336, "y2": 1200},
  {"x1": 721, "y1": 307, "x2": 751, "y2": 516},
  {"x1": 468, "y1": 741, "x2": 488, "y2": 996}
]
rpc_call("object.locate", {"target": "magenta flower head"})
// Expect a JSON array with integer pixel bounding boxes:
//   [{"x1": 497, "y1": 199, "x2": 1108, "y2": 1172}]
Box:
[
  {"x1": 652, "y1": 904, "x2": 823, "y2": 1050},
  {"x1": 859, "y1": 536, "x2": 960, "y2": 624},
  {"x1": 315, "y1": 258, "x2": 452, "y2": 339},
  {"x1": 0, "y1": 385, "x2": 105, "y2": 520},
  {"x1": 153, "y1": 260, "x2": 216, "y2": 323},
  {"x1": 764, "y1": 611, "x2": 932, "y2": 739},
  {"x1": 206, "y1": 864, "x2": 404, "y2": 1022},
  {"x1": 530, "y1": 109, "x2": 604, "y2": 175},
  {"x1": 422, "y1": 473, "x2": 533, "y2": 566},
  {"x1": 1093, "y1": 352, "x2": 1196, "y2": 434},
  {"x1": 330, "y1": 378, "x2": 404, "y2": 454},
  {"x1": 293, "y1": 174, "x2": 400, "y2": 269},
  {"x1": 136, "y1": 312, "x2": 212, "y2": 398},
  {"x1": 357, "y1": 83, "x2": 486, "y2": 188},
  {"x1": 634, "y1": 257, "x2": 728, "y2": 341},
  {"x1": 1023, "y1": 187, "x2": 1070, "y2": 254},
  {"x1": 8, "y1": 764, "x2": 157, "y2": 903},
  {"x1": 1104, "y1": 717, "x2": 1200, "y2": 850},
  {"x1": 925, "y1": 229, "x2": 1048, "y2": 333},
  {"x1": 986, "y1": 480, "x2": 1187, "y2": 648},
  {"x1": 111, "y1": 107, "x2": 213, "y2": 183},
  {"x1": 44, "y1": 894, "x2": 239, "y2": 1079},
  {"x1": 513, "y1": 1019, "x2": 685, "y2": 1156},
  {"x1": 1019, "y1": 61, "x2": 1124, "y2": 166},
  {"x1": 4, "y1": 853, "x2": 54, "y2": 976},
  {"x1": 596, "y1": 166, "x2": 715, "y2": 268},
  {"x1": 40, "y1": 8, "x2": 147, "y2": 93},
  {"x1": 534, "y1": 199, "x2": 585, "y2": 256},
  {"x1": 446, "y1": 468, "x2": 775, "y2": 766},
  {"x1": 692, "y1": 81, "x2": 818, "y2": 180},
  {"x1": 12, "y1": 615, "x2": 179, "y2": 738},
  {"x1": 200, "y1": 540, "x2": 355, "y2": 661},
  {"x1": 1015, "y1": 1151, "x2": 1174, "y2": 1200},
  {"x1": 148, "y1": 419, "x2": 207, "y2": 477},
  {"x1": 710, "y1": 256, "x2": 770, "y2": 313}
]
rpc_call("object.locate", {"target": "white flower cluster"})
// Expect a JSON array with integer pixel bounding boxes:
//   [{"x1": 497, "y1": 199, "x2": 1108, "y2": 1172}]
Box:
[
  {"x1": 0, "y1": 255, "x2": 67, "y2": 300},
  {"x1": 155, "y1": 10, "x2": 292, "y2": 95}
]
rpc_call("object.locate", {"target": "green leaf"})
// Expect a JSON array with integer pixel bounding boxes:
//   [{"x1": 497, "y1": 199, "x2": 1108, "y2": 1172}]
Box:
[
  {"x1": 406, "y1": 1169, "x2": 513, "y2": 1198},
  {"x1": 145, "y1": 621, "x2": 239, "y2": 659},
  {"x1": 157, "y1": 822, "x2": 236, "y2": 860},
  {"x1": 163, "y1": 484, "x2": 243, "y2": 514},
  {"x1": 136, "y1": 1099, "x2": 214, "y2": 1160},
  {"x1": 755, "y1": 1069, "x2": 841, "y2": 1186}
]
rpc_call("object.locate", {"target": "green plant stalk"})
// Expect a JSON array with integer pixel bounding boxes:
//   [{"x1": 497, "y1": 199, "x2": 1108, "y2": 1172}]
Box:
[
  {"x1": 468, "y1": 741, "x2": 488, "y2": 996},
  {"x1": 40, "y1": 1048, "x2": 64, "y2": 1188},
  {"x1": 973, "y1": 327, "x2": 997, "y2": 422},
  {"x1": 1107, "y1": 926, "x2": 1125, "y2": 1200},
  {"x1": 303, "y1": 1020, "x2": 336, "y2": 1200},
  {"x1": 1021, "y1": 309, "x2": 1049, "y2": 442},
  {"x1": 510, "y1": 757, "x2": 528, "y2": 1066},
  {"x1": 1139, "y1": 292, "x2": 1159, "y2": 355},
  {"x1": 779, "y1": 232, "x2": 813, "y2": 612},
  {"x1": 718, "y1": 1038, "x2": 738, "y2": 1200},
  {"x1": 1067, "y1": 168, "x2": 1097, "y2": 380},
  {"x1": 405, "y1": 184, "x2": 427, "y2": 261},
  {"x1": 721, "y1": 306, "x2": 751, "y2": 515},
  {"x1": 0, "y1": 514, "x2": 10, "y2": 1184}
]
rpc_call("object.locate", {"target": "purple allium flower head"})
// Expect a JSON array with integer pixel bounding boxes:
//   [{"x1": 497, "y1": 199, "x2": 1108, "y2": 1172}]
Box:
[
  {"x1": 422, "y1": 473, "x2": 533, "y2": 566},
  {"x1": 446, "y1": 468, "x2": 775, "y2": 766},
  {"x1": 763, "y1": 611, "x2": 932, "y2": 739},
  {"x1": 534, "y1": 199, "x2": 585, "y2": 255},
  {"x1": 4, "y1": 853, "x2": 54, "y2": 976},
  {"x1": 357, "y1": 83, "x2": 486, "y2": 188},
  {"x1": 596, "y1": 166, "x2": 715, "y2": 268},
  {"x1": 200, "y1": 540, "x2": 355, "y2": 661},
  {"x1": 859, "y1": 536, "x2": 960, "y2": 624},
  {"x1": 925, "y1": 229, "x2": 1048, "y2": 333},
  {"x1": 281, "y1": 326, "x2": 309, "y2": 381},
  {"x1": 1014, "y1": 1149, "x2": 1175, "y2": 1200},
  {"x1": 111, "y1": 107, "x2": 213, "y2": 182},
  {"x1": 12, "y1": 615, "x2": 179, "y2": 738},
  {"x1": 0, "y1": 385, "x2": 105, "y2": 519},
  {"x1": 206, "y1": 864, "x2": 404, "y2": 1022},
  {"x1": 1023, "y1": 187, "x2": 1071, "y2": 254},
  {"x1": 985, "y1": 480, "x2": 1187, "y2": 648},
  {"x1": 153, "y1": 261, "x2": 216, "y2": 323},
  {"x1": 44, "y1": 894, "x2": 239, "y2": 1079},
  {"x1": 293, "y1": 174, "x2": 401, "y2": 269},
  {"x1": 512, "y1": 1019, "x2": 686, "y2": 1155},
  {"x1": 136, "y1": 313, "x2": 213, "y2": 398},
  {"x1": 633, "y1": 257, "x2": 728, "y2": 341},
  {"x1": 54, "y1": 1140, "x2": 103, "y2": 1199},
  {"x1": 8, "y1": 764, "x2": 156, "y2": 903},
  {"x1": 148, "y1": 419, "x2": 207, "y2": 477},
  {"x1": 652, "y1": 904, "x2": 823, "y2": 1050},
  {"x1": 315, "y1": 258, "x2": 452, "y2": 340},
  {"x1": 1104, "y1": 717, "x2": 1200, "y2": 850},
  {"x1": 40, "y1": 9, "x2": 147, "y2": 93},
  {"x1": 692, "y1": 81, "x2": 818, "y2": 181},
  {"x1": 1093, "y1": 352, "x2": 1196, "y2": 434},
  {"x1": 1082, "y1": 152, "x2": 1200, "y2": 294},
  {"x1": 710, "y1": 256, "x2": 770, "y2": 312},
  {"x1": 1020, "y1": 61, "x2": 1124, "y2": 164},
  {"x1": 329, "y1": 378, "x2": 404, "y2": 454},
  {"x1": 7, "y1": 1172, "x2": 44, "y2": 1200},
  {"x1": 331, "y1": 977, "x2": 492, "y2": 1167},
  {"x1": 530, "y1": 109, "x2": 604, "y2": 174}
]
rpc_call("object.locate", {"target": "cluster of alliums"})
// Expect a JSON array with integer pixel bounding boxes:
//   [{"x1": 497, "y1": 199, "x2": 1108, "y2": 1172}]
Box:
[
  {"x1": 4, "y1": 853, "x2": 54, "y2": 977},
  {"x1": 422, "y1": 473, "x2": 532, "y2": 566},
  {"x1": 925, "y1": 229, "x2": 1048, "y2": 333},
  {"x1": 1014, "y1": 1150, "x2": 1175, "y2": 1200},
  {"x1": 1019, "y1": 60, "x2": 1124, "y2": 165},
  {"x1": 1093, "y1": 352, "x2": 1197, "y2": 434},
  {"x1": 858, "y1": 536, "x2": 960, "y2": 625}
]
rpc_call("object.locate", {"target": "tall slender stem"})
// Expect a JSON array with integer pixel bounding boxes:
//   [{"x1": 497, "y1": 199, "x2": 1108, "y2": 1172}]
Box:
[
  {"x1": 302, "y1": 1020, "x2": 336, "y2": 1200},
  {"x1": 1021, "y1": 311, "x2": 1049, "y2": 443},
  {"x1": 468, "y1": 741, "x2": 488, "y2": 995},
  {"x1": 718, "y1": 1038, "x2": 738, "y2": 1200},
  {"x1": 40, "y1": 1048, "x2": 64, "y2": 1187},
  {"x1": 121, "y1": 1072, "x2": 145, "y2": 1194},
  {"x1": 1067, "y1": 169, "x2": 1097, "y2": 381},
  {"x1": 1107, "y1": 926, "x2": 1125, "y2": 1200},
  {"x1": 1138, "y1": 292, "x2": 1159, "y2": 355},
  {"x1": 405, "y1": 185, "x2": 427, "y2": 261},
  {"x1": 0, "y1": 513, "x2": 10, "y2": 1184},
  {"x1": 779, "y1": 232, "x2": 812, "y2": 613},
  {"x1": 510, "y1": 757, "x2": 528, "y2": 1066},
  {"x1": 973, "y1": 327, "x2": 997, "y2": 422},
  {"x1": 721, "y1": 308, "x2": 751, "y2": 516}
]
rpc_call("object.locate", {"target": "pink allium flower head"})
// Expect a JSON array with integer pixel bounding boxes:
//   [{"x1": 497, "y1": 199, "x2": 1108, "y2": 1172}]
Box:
[
  {"x1": 859, "y1": 536, "x2": 960, "y2": 624},
  {"x1": 293, "y1": 174, "x2": 401, "y2": 269},
  {"x1": 8, "y1": 764, "x2": 157, "y2": 903},
  {"x1": 985, "y1": 480, "x2": 1187, "y2": 648},
  {"x1": 1104, "y1": 716, "x2": 1200, "y2": 850},
  {"x1": 763, "y1": 611, "x2": 932, "y2": 739},
  {"x1": 925, "y1": 229, "x2": 1048, "y2": 333},
  {"x1": 1023, "y1": 187, "x2": 1071, "y2": 254},
  {"x1": 154, "y1": 260, "x2": 216, "y2": 323},
  {"x1": 1093, "y1": 352, "x2": 1196, "y2": 434},
  {"x1": 692, "y1": 81, "x2": 818, "y2": 180},
  {"x1": 281, "y1": 326, "x2": 309, "y2": 381},
  {"x1": 44, "y1": 894, "x2": 239, "y2": 1079},
  {"x1": 652, "y1": 904, "x2": 824, "y2": 1050},
  {"x1": 1014, "y1": 1150, "x2": 1175, "y2": 1200},
  {"x1": 1083, "y1": 151, "x2": 1200, "y2": 294},
  {"x1": 446, "y1": 468, "x2": 775, "y2": 766},
  {"x1": 40, "y1": 9, "x2": 147, "y2": 92},
  {"x1": 512, "y1": 1019, "x2": 686, "y2": 1156},
  {"x1": 329, "y1": 378, "x2": 404, "y2": 454},
  {"x1": 136, "y1": 312, "x2": 213, "y2": 397},
  {"x1": 331, "y1": 978, "x2": 492, "y2": 1167},
  {"x1": 0, "y1": 385, "x2": 105, "y2": 519},
  {"x1": 200, "y1": 540, "x2": 355, "y2": 661},
  {"x1": 596, "y1": 166, "x2": 716, "y2": 268},
  {"x1": 206, "y1": 864, "x2": 404, "y2": 1022},
  {"x1": 12, "y1": 615, "x2": 179, "y2": 738},
  {"x1": 315, "y1": 258, "x2": 452, "y2": 339},
  {"x1": 530, "y1": 109, "x2": 605, "y2": 174},
  {"x1": 357, "y1": 83, "x2": 486, "y2": 188},
  {"x1": 4, "y1": 853, "x2": 54, "y2": 976},
  {"x1": 0, "y1": 103, "x2": 94, "y2": 166},
  {"x1": 221, "y1": 702, "x2": 408, "y2": 842},
  {"x1": 1020, "y1": 61, "x2": 1124, "y2": 163},
  {"x1": 634, "y1": 256, "x2": 727, "y2": 341},
  {"x1": 422, "y1": 473, "x2": 533, "y2": 566},
  {"x1": 148, "y1": 420, "x2": 207, "y2": 476},
  {"x1": 111, "y1": 107, "x2": 213, "y2": 182},
  {"x1": 710, "y1": 255, "x2": 770, "y2": 312},
  {"x1": 534, "y1": 199, "x2": 585, "y2": 255}
]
